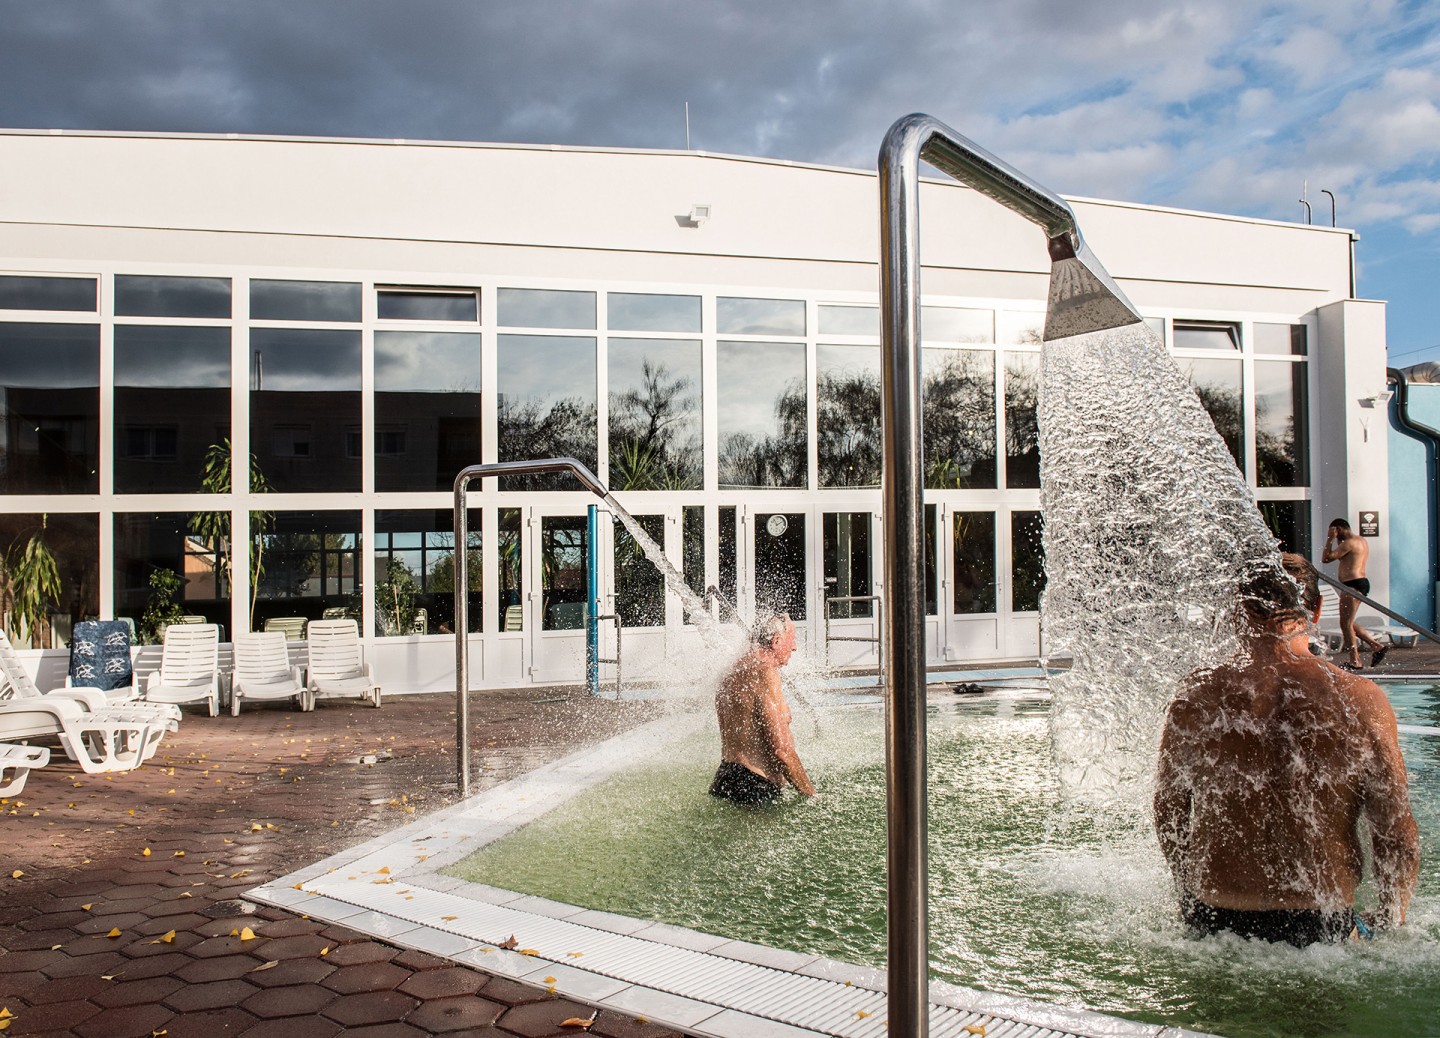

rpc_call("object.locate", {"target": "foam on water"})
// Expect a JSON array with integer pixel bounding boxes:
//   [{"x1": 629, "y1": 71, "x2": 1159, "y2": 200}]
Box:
[{"x1": 1038, "y1": 319, "x2": 1279, "y2": 805}]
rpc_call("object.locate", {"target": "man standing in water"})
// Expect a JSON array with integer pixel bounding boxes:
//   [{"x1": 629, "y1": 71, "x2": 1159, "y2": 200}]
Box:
[
  {"x1": 1323, "y1": 517, "x2": 1387, "y2": 669},
  {"x1": 1154, "y1": 554, "x2": 1419, "y2": 946},
  {"x1": 709, "y1": 613, "x2": 816, "y2": 806}
]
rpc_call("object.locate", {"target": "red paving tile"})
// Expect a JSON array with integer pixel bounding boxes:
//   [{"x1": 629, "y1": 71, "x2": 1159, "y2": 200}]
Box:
[{"x1": 0, "y1": 692, "x2": 687, "y2": 1038}]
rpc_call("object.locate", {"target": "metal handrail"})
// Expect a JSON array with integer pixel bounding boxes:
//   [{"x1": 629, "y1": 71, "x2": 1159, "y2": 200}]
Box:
[
  {"x1": 1311, "y1": 566, "x2": 1440, "y2": 646},
  {"x1": 592, "y1": 612, "x2": 623, "y2": 695},
  {"x1": 823, "y1": 594, "x2": 885, "y2": 687},
  {"x1": 451, "y1": 458, "x2": 608, "y2": 796}
]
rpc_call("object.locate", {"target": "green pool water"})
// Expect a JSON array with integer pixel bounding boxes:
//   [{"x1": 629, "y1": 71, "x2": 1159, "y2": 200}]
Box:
[{"x1": 448, "y1": 691, "x2": 1440, "y2": 1038}]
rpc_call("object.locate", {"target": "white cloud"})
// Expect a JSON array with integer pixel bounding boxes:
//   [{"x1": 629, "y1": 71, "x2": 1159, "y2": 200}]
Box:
[{"x1": 1266, "y1": 25, "x2": 1352, "y2": 88}]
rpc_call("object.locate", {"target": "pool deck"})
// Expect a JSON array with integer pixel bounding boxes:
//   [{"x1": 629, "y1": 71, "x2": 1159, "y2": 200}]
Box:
[{"x1": 4, "y1": 641, "x2": 1437, "y2": 1037}]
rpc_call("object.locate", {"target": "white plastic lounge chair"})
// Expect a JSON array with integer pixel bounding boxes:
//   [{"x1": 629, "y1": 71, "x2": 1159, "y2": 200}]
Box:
[
  {"x1": 0, "y1": 696, "x2": 173, "y2": 773},
  {"x1": 232, "y1": 632, "x2": 310, "y2": 715},
  {"x1": 145, "y1": 623, "x2": 221, "y2": 716},
  {"x1": 0, "y1": 743, "x2": 50, "y2": 796},
  {"x1": 263, "y1": 616, "x2": 307, "y2": 641},
  {"x1": 306, "y1": 619, "x2": 381, "y2": 707},
  {"x1": 1, "y1": 630, "x2": 180, "y2": 732}
]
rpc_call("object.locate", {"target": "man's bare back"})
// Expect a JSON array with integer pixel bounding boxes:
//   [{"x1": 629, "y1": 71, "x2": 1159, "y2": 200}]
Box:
[
  {"x1": 710, "y1": 616, "x2": 815, "y2": 805},
  {"x1": 1323, "y1": 522, "x2": 1369, "y2": 582}
]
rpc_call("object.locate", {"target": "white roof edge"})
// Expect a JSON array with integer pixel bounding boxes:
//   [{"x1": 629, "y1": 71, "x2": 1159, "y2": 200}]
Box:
[{"x1": 0, "y1": 126, "x2": 1354, "y2": 236}]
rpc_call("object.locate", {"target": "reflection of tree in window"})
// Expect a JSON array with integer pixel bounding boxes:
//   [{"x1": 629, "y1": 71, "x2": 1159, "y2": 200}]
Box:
[
  {"x1": 682, "y1": 506, "x2": 706, "y2": 624},
  {"x1": 719, "y1": 377, "x2": 807, "y2": 489},
  {"x1": 373, "y1": 512, "x2": 481, "y2": 636},
  {"x1": 615, "y1": 514, "x2": 665, "y2": 626},
  {"x1": 1257, "y1": 501, "x2": 1311, "y2": 555},
  {"x1": 498, "y1": 336, "x2": 596, "y2": 491},
  {"x1": 817, "y1": 351, "x2": 881, "y2": 488},
  {"x1": 608, "y1": 357, "x2": 701, "y2": 490},
  {"x1": 541, "y1": 518, "x2": 588, "y2": 630},
  {"x1": 498, "y1": 395, "x2": 597, "y2": 489},
  {"x1": 923, "y1": 349, "x2": 995, "y2": 489},
  {"x1": 497, "y1": 509, "x2": 522, "y2": 631},
  {"x1": 1179, "y1": 358, "x2": 1244, "y2": 472},
  {"x1": 951, "y1": 512, "x2": 996, "y2": 614},
  {"x1": 1004, "y1": 353, "x2": 1040, "y2": 488},
  {"x1": 1256, "y1": 362, "x2": 1308, "y2": 487},
  {"x1": 1011, "y1": 511, "x2": 1045, "y2": 612}
]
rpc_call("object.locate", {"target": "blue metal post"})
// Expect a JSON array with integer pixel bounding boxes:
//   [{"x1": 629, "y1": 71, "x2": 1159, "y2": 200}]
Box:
[{"x1": 586, "y1": 503, "x2": 600, "y2": 697}]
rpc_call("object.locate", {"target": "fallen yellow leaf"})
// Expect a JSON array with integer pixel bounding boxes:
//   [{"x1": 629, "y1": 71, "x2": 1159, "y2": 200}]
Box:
[
  {"x1": 857, "y1": 1010, "x2": 871, "y2": 1019},
  {"x1": 320, "y1": 946, "x2": 329, "y2": 956},
  {"x1": 159, "y1": 930, "x2": 176, "y2": 943},
  {"x1": 173, "y1": 851, "x2": 184, "y2": 858},
  {"x1": 81, "y1": 903, "x2": 92, "y2": 911},
  {"x1": 498, "y1": 935, "x2": 519, "y2": 950},
  {"x1": 376, "y1": 866, "x2": 391, "y2": 874},
  {"x1": 544, "y1": 976, "x2": 557, "y2": 984},
  {"x1": 179, "y1": 892, "x2": 192, "y2": 898},
  {"x1": 2, "y1": 1007, "x2": 13, "y2": 1019},
  {"x1": 441, "y1": 915, "x2": 459, "y2": 921},
  {"x1": 142, "y1": 847, "x2": 151, "y2": 857},
  {"x1": 238, "y1": 927, "x2": 256, "y2": 941},
  {"x1": 559, "y1": 1014, "x2": 596, "y2": 1029},
  {"x1": 250, "y1": 960, "x2": 278, "y2": 972},
  {"x1": 963, "y1": 1026, "x2": 987, "y2": 1036},
  {"x1": 0, "y1": 1018, "x2": 9, "y2": 1032},
  {"x1": 105, "y1": 927, "x2": 121, "y2": 938},
  {"x1": 517, "y1": 948, "x2": 540, "y2": 956},
  {"x1": 9, "y1": 871, "x2": 20, "y2": 879}
]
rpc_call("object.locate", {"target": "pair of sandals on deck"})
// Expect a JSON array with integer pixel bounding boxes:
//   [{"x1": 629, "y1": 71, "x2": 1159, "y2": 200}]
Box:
[{"x1": 1338, "y1": 646, "x2": 1388, "y2": 672}]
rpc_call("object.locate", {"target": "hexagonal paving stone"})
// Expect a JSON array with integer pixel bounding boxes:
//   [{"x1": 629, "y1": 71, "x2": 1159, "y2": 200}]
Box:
[
  {"x1": 10, "y1": 996, "x2": 102, "y2": 1031},
  {"x1": 397, "y1": 966, "x2": 488, "y2": 1000},
  {"x1": 43, "y1": 950, "x2": 128, "y2": 977},
  {"x1": 176, "y1": 952, "x2": 268, "y2": 983},
  {"x1": 73, "y1": 1001, "x2": 174, "y2": 1038},
  {"x1": 405, "y1": 994, "x2": 507, "y2": 1033},
  {"x1": 158, "y1": 1006, "x2": 258, "y2": 1038},
  {"x1": 321, "y1": 961, "x2": 411, "y2": 994},
  {"x1": 260, "y1": 933, "x2": 333, "y2": 960},
  {"x1": 244, "y1": 956, "x2": 338, "y2": 989},
  {"x1": 241, "y1": 982, "x2": 341, "y2": 1019},
  {"x1": 499, "y1": 999, "x2": 613, "y2": 1038},
  {"x1": 90, "y1": 973, "x2": 184, "y2": 1008},
  {"x1": 239, "y1": 1015, "x2": 344, "y2": 1038},
  {"x1": 103, "y1": 950, "x2": 191, "y2": 980},
  {"x1": 320, "y1": 989, "x2": 418, "y2": 1027},
  {"x1": 589, "y1": 1014, "x2": 688, "y2": 1038},
  {"x1": 321, "y1": 940, "x2": 397, "y2": 967},
  {"x1": 18, "y1": 973, "x2": 112, "y2": 1005},
  {"x1": 163, "y1": 977, "x2": 260, "y2": 1013}
]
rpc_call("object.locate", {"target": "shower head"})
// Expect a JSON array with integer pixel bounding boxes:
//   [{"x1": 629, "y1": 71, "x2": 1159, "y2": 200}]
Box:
[{"x1": 879, "y1": 113, "x2": 1143, "y2": 342}]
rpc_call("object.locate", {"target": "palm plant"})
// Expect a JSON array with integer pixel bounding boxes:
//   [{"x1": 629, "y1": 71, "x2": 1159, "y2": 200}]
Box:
[
  {"x1": 5, "y1": 515, "x2": 63, "y2": 648},
  {"x1": 190, "y1": 440, "x2": 273, "y2": 632}
]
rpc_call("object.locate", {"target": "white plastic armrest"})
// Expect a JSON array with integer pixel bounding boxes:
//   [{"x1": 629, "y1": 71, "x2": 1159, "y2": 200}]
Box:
[
  {"x1": 47, "y1": 686, "x2": 107, "y2": 710},
  {"x1": 146, "y1": 671, "x2": 161, "y2": 691},
  {"x1": 291, "y1": 666, "x2": 303, "y2": 684}
]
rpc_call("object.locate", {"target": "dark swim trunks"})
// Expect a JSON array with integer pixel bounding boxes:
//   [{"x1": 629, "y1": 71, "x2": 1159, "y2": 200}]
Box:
[
  {"x1": 709, "y1": 761, "x2": 781, "y2": 807},
  {"x1": 1182, "y1": 898, "x2": 1358, "y2": 948},
  {"x1": 1343, "y1": 577, "x2": 1371, "y2": 597}
]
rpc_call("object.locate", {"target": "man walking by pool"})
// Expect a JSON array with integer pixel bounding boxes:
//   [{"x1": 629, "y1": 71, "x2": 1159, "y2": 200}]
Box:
[
  {"x1": 710, "y1": 613, "x2": 816, "y2": 806},
  {"x1": 1154, "y1": 554, "x2": 1419, "y2": 947},
  {"x1": 1323, "y1": 517, "x2": 1387, "y2": 669}
]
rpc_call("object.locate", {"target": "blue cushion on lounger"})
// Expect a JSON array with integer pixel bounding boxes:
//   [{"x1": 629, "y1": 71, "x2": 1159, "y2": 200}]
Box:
[{"x1": 69, "y1": 620, "x2": 134, "y2": 692}]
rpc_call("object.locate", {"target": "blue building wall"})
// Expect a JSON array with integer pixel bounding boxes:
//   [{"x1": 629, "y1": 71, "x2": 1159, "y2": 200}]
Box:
[{"x1": 1388, "y1": 384, "x2": 1440, "y2": 630}]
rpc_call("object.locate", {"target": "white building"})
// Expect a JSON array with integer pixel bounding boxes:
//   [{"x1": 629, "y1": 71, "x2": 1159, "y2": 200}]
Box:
[{"x1": 0, "y1": 129, "x2": 1387, "y2": 691}]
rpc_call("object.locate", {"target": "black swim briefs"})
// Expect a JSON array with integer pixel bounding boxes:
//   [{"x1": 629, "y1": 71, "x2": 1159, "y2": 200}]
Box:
[
  {"x1": 1342, "y1": 577, "x2": 1372, "y2": 597},
  {"x1": 709, "y1": 761, "x2": 781, "y2": 807},
  {"x1": 1182, "y1": 898, "x2": 1358, "y2": 948}
]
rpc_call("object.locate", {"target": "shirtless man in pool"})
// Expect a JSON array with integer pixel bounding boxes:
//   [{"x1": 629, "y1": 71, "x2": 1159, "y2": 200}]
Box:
[
  {"x1": 710, "y1": 613, "x2": 816, "y2": 806},
  {"x1": 1154, "y1": 554, "x2": 1419, "y2": 946},
  {"x1": 1323, "y1": 517, "x2": 1386, "y2": 669}
]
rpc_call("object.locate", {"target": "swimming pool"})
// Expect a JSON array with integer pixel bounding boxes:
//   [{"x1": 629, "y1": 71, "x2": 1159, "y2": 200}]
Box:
[{"x1": 442, "y1": 687, "x2": 1439, "y2": 1038}]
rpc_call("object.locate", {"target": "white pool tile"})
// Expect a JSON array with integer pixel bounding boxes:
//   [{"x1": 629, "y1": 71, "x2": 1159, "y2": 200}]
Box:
[
  {"x1": 695, "y1": 1010, "x2": 834, "y2": 1038},
  {"x1": 628, "y1": 921, "x2": 734, "y2": 952},
  {"x1": 566, "y1": 908, "x2": 660, "y2": 935},
  {"x1": 519, "y1": 961, "x2": 631, "y2": 1001},
  {"x1": 709, "y1": 938, "x2": 820, "y2": 972},
  {"x1": 342, "y1": 910, "x2": 421, "y2": 939},
  {"x1": 600, "y1": 984, "x2": 724, "y2": 1029},
  {"x1": 453, "y1": 944, "x2": 552, "y2": 977},
  {"x1": 397, "y1": 924, "x2": 481, "y2": 957},
  {"x1": 506, "y1": 894, "x2": 585, "y2": 919},
  {"x1": 795, "y1": 958, "x2": 886, "y2": 990}
]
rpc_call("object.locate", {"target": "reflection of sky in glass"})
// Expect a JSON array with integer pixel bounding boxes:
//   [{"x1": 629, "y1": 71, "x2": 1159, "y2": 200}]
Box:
[
  {"x1": 1173, "y1": 324, "x2": 1239, "y2": 351},
  {"x1": 818, "y1": 305, "x2": 879, "y2": 337},
  {"x1": 717, "y1": 297, "x2": 805, "y2": 336},
  {"x1": 251, "y1": 280, "x2": 361, "y2": 323},
  {"x1": 1179, "y1": 357, "x2": 1242, "y2": 397},
  {"x1": 817, "y1": 342, "x2": 880, "y2": 380},
  {"x1": 997, "y1": 311, "x2": 1043, "y2": 345},
  {"x1": 377, "y1": 291, "x2": 478, "y2": 322},
  {"x1": 1255, "y1": 362, "x2": 1302, "y2": 442},
  {"x1": 0, "y1": 323, "x2": 99, "y2": 387},
  {"x1": 115, "y1": 326, "x2": 229, "y2": 387},
  {"x1": 923, "y1": 306, "x2": 992, "y2": 344},
  {"x1": 1254, "y1": 322, "x2": 1305, "y2": 356},
  {"x1": 498, "y1": 334, "x2": 595, "y2": 406},
  {"x1": 376, "y1": 331, "x2": 480, "y2": 392},
  {"x1": 0, "y1": 276, "x2": 96, "y2": 312},
  {"x1": 718, "y1": 340, "x2": 805, "y2": 436},
  {"x1": 609, "y1": 293, "x2": 700, "y2": 332},
  {"x1": 498, "y1": 289, "x2": 595, "y2": 329},
  {"x1": 116, "y1": 275, "x2": 231, "y2": 319},
  {"x1": 250, "y1": 329, "x2": 360, "y2": 391}
]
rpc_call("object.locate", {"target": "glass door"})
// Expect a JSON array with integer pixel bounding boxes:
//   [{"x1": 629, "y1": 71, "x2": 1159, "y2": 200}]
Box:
[
  {"x1": 751, "y1": 508, "x2": 811, "y2": 652},
  {"x1": 821, "y1": 509, "x2": 878, "y2": 668},
  {"x1": 528, "y1": 509, "x2": 590, "y2": 684},
  {"x1": 1003, "y1": 508, "x2": 1045, "y2": 658},
  {"x1": 944, "y1": 507, "x2": 1001, "y2": 661}
]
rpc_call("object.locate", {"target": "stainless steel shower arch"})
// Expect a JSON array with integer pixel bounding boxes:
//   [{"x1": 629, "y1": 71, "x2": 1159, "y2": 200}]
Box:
[
  {"x1": 451, "y1": 458, "x2": 609, "y2": 796},
  {"x1": 877, "y1": 113, "x2": 1142, "y2": 1037}
]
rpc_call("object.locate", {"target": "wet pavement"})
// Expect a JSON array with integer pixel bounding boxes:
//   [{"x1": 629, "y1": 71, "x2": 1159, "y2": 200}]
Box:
[
  {"x1": 2, "y1": 690, "x2": 686, "y2": 1038},
  {"x1": 4, "y1": 641, "x2": 1439, "y2": 1038}
]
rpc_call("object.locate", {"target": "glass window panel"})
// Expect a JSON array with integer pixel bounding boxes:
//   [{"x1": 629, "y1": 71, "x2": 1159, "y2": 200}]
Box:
[
  {"x1": 682, "y1": 505, "x2": 706, "y2": 625},
  {"x1": 922, "y1": 306, "x2": 993, "y2": 344},
  {"x1": 251, "y1": 280, "x2": 361, "y2": 323},
  {"x1": 952, "y1": 511, "x2": 997, "y2": 614},
  {"x1": 924, "y1": 348, "x2": 996, "y2": 489},
  {"x1": 0, "y1": 513, "x2": 100, "y2": 649},
  {"x1": 374, "y1": 509, "x2": 481, "y2": 635},
  {"x1": 0, "y1": 322, "x2": 99, "y2": 494},
  {"x1": 818, "y1": 305, "x2": 879, "y2": 337},
  {"x1": 1011, "y1": 511, "x2": 1045, "y2": 613},
  {"x1": 375, "y1": 331, "x2": 482, "y2": 491},
  {"x1": 615, "y1": 513, "x2": 666, "y2": 627},
  {"x1": 717, "y1": 340, "x2": 807, "y2": 489},
  {"x1": 1143, "y1": 317, "x2": 1166, "y2": 342},
  {"x1": 498, "y1": 288, "x2": 595, "y2": 329},
  {"x1": 823, "y1": 512, "x2": 872, "y2": 618},
  {"x1": 1254, "y1": 322, "x2": 1307, "y2": 356},
  {"x1": 1173, "y1": 322, "x2": 1239, "y2": 351},
  {"x1": 249, "y1": 328, "x2": 361, "y2": 492},
  {"x1": 817, "y1": 344, "x2": 882, "y2": 488},
  {"x1": 754, "y1": 512, "x2": 806, "y2": 620},
  {"x1": 608, "y1": 338, "x2": 702, "y2": 490},
  {"x1": 997, "y1": 311, "x2": 1044, "y2": 345},
  {"x1": 609, "y1": 293, "x2": 701, "y2": 332},
  {"x1": 1257, "y1": 501, "x2": 1312, "y2": 555},
  {"x1": 718, "y1": 506, "x2": 737, "y2": 608},
  {"x1": 377, "y1": 289, "x2": 478, "y2": 322},
  {"x1": 541, "y1": 516, "x2": 588, "y2": 630},
  {"x1": 1004, "y1": 352, "x2": 1040, "y2": 489},
  {"x1": 497, "y1": 335, "x2": 597, "y2": 490},
  {"x1": 1256, "y1": 361, "x2": 1310, "y2": 487},
  {"x1": 924, "y1": 504, "x2": 938, "y2": 616},
  {"x1": 0, "y1": 275, "x2": 96, "y2": 312},
  {"x1": 114, "y1": 512, "x2": 231, "y2": 643},
  {"x1": 116, "y1": 275, "x2": 230, "y2": 319},
  {"x1": 498, "y1": 509, "x2": 523, "y2": 632},
  {"x1": 114, "y1": 326, "x2": 230, "y2": 493},
  {"x1": 252, "y1": 511, "x2": 361, "y2": 631},
  {"x1": 1177, "y1": 357, "x2": 1244, "y2": 473},
  {"x1": 717, "y1": 297, "x2": 805, "y2": 337}
]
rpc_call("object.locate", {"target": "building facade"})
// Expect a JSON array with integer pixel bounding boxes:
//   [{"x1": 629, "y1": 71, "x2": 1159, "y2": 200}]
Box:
[{"x1": 0, "y1": 130, "x2": 1389, "y2": 691}]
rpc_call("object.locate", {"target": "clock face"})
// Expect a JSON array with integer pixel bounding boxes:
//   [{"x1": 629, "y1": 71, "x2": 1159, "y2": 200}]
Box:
[{"x1": 766, "y1": 514, "x2": 788, "y2": 538}]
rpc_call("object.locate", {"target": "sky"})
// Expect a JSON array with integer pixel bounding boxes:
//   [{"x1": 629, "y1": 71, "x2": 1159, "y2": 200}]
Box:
[{"x1": 1, "y1": 0, "x2": 1436, "y2": 362}]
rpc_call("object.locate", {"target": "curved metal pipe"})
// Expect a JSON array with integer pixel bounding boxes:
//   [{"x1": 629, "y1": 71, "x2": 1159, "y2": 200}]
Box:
[{"x1": 452, "y1": 458, "x2": 608, "y2": 796}]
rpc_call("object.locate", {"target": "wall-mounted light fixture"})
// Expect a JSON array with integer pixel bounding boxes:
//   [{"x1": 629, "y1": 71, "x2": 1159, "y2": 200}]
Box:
[
  {"x1": 1359, "y1": 388, "x2": 1394, "y2": 408},
  {"x1": 686, "y1": 204, "x2": 711, "y2": 227}
]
